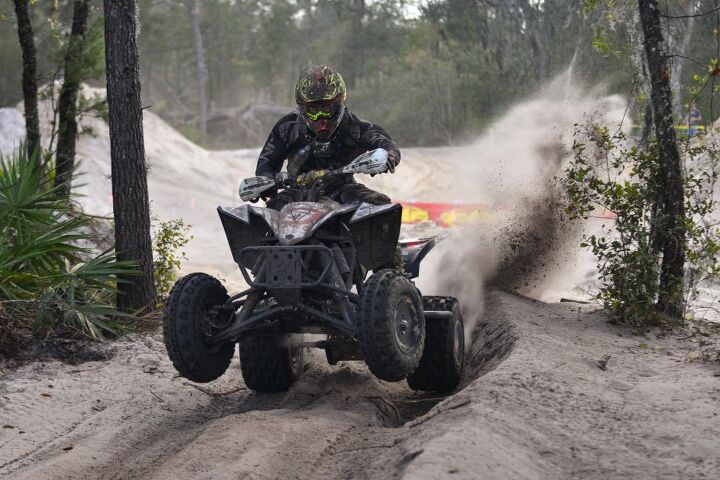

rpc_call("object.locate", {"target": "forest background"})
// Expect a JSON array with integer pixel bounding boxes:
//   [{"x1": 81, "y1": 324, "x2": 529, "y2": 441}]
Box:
[{"x1": 1, "y1": 0, "x2": 716, "y2": 149}]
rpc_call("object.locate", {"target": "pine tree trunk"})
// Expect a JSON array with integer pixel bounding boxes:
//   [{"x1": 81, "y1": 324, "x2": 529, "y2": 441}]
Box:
[
  {"x1": 186, "y1": 0, "x2": 208, "y2": 139},
  {"x1": 12, "y1": 0, "x2": 41, "y2": 164},
  {"x1": 638, "y1": 0, "x2": 686, "y2": 318},
  {"x1": 55, "y1": 0, "x2": 92, "y2": 199},
  {"x1": 343, "y1": 0, "x2": 365, "y2": 88},
  {"x1": 103, "y1": 0, "x2": 156, "y2": 311},
  {"x1": 530, "y1": 31, "x2": 548, "y2": 82}
]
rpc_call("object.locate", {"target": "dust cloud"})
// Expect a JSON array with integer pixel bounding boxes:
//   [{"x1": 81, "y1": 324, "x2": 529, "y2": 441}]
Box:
[
  {"x1": 410, "y1": 72, "x2": 628, "y2": 336},
  {"x1": 0, "y1": 77, "x2": 628, "y2": 326}
]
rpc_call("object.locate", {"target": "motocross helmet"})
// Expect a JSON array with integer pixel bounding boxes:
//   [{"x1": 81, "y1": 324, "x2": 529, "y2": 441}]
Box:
[{"x1": 295, "y1": 65, "x2": 347, "y2": 141}]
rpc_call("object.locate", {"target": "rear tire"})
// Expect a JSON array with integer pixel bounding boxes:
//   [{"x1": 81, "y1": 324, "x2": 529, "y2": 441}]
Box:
[
  {"x1": 163, "y1": 273, "x2": 234, "y2": 383},
  {"x1": 407, "y1": 296, "x2": 465, "y2": 392},
  {"x1": 358, "y1": 269, "x2": 425, "y2": 382},
  {"x1": 239, "y1": 332, "x2": 304, "y2": 392}
]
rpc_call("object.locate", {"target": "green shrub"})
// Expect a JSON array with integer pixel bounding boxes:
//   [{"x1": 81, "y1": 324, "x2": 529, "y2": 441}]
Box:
[
  {"x1": 0, "y1": 145, "x2": 136, "y2": 339},
  {"x1": 563, "y1": 126, "x2": 719, "y2": 326},
  {"x1": 152, "y1": 218, "x2": 192, "y2": 304}
]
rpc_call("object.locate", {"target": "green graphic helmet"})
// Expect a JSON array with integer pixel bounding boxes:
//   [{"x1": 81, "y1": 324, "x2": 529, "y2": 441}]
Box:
[
  {"x1": 295, "y1": 65, "x2": 347, "y2": 141},
  {"x1": 294, "y1": 65, "x2": 347, "y2": 105}
]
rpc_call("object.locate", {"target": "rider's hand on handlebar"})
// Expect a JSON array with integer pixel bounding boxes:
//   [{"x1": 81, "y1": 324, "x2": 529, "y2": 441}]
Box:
[
  {"x1": 296, "y1": 169, "x2": 328, "y2": 187},
  {"x1": 259, "y1": 186, "x2": 278, "y2": 201},
  {"x1": 274, "y1": 172, "x2": 291, "y2": 187},
  {"x1": 386, "y1": 151, "x2": 398, "y2": 173},
  {"x1": 371, "y1": 151, "x2": 398, "y2": 176}
]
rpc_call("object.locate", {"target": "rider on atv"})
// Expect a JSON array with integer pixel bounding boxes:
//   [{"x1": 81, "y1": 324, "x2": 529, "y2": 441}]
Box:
[
  {"x1": 255, "y1": 64, "x2": 400, "y2": 210},
  {"x1": 162, "y1": 65, "x2": 465, "y2": 394}
]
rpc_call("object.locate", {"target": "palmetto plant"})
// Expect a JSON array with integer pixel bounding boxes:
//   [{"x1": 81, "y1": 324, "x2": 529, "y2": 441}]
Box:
[{"x1": 0, "y1": 145, "x2": 137, "y2": 339}]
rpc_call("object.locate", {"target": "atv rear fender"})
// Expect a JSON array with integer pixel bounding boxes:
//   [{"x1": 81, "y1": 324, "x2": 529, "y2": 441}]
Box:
[{"x1": 400, "y1": 235, "x2": 447, "y2": 279}]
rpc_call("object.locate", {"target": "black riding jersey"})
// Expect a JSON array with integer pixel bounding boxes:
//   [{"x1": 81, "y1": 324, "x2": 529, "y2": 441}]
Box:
[{"x1": 255, "y1": 109, "x2": 401, "y2": 184}]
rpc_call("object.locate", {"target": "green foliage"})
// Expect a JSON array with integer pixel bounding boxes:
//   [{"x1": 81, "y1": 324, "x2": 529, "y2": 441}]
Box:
[
  {"x1": 0, "y1": 145, "x2": 137, "y2": 339},
  {"x1": 62, "y1": 18, "x2": 105, "y2": 86},
  {"x1": 683, "y1": 143, "x2": 720, "y2": 307},
  {"x1": 591, "y1": 26, "x2": 624, "y2": 59},
  {"x1": 564, "y1": 126, "x2": 720, "y2": 326},
  {"x1": 565, "y1": 127, "x2": 660, "y2": 324},
  {"x1": 592, "y1": 29, "x2": 611, "y2": 56},
  {"x1": 582, "y1": 0, "x2": 616, "y2": 13},
  {"x1": 131, "y1": 0, "x2": 634, "y2": 147},
  {"x1": 56, "y1": 15, "x2": 108, "y2": 130},
  {"x1": 42, "y1": 4, "x2": 105, "y2": 83},
  {"x1": 0, "y1": 0, "x2": 639, "y2": 147},
  {"x1": 152, "y1": 218, "x2": 192, "y2": 303}
]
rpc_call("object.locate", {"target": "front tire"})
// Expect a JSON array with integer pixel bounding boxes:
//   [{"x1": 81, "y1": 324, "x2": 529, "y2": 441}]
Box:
[
  {"x1": 407, "y1": 296, "x2": 465, "y2": 392},
  {"x1": 358, "y1": 269, "x2": 425, "y2": 382},
  {"x1": 163, "y1": 273, "x2": 235, "y2": 383},
  {"x1": 239, "y1": 333, "x2": 304, "y2": 393}
]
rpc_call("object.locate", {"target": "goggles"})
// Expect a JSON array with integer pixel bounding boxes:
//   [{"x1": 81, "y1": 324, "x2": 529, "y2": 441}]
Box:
[{"x1": 301, "y1": 102, "x2": 340, "y2": 121}]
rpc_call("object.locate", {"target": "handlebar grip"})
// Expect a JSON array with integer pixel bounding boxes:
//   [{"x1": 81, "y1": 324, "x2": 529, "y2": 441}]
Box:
[{"x1": 274, "y1": 172, "x2": 295, "y2": 188}]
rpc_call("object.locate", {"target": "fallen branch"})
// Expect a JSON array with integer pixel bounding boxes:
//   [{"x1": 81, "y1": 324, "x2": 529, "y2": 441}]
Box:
[
  {"x1": 560, "y1": 298, "x2": 590, "y2": 304},
  {"x1": 331, "y1": 443, "x2": 397, "y2": 455},
  {"x1": 183, "y1": 382, "x2": 246, "y2": 396},
  {"x1": 408, "y1": 398, "x2": 471, "y2": 428},
  {"x1": 150, "y1": 390, "x2": 165, "y2": 402},
  {"x1": 661, "y1": 5, "x2": 720, "y2": 19},
  {"x1": 399, "y1": 397, "x2": 447, "y2": 403}
]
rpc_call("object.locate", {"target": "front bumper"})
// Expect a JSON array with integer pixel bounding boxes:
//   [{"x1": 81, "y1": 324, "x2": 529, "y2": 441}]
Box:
[{"x1": 238, "y1": 245, "x2": 335, "y2": 290}]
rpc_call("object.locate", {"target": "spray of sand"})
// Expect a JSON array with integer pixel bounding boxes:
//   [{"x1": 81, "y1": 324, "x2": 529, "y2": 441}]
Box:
[{"x1": 413, "y1": 72, "x2": 628, "y2": 337}]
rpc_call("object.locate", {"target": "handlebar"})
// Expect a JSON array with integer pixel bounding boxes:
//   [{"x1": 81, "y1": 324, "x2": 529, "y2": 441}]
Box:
[{"x1": 239, "y1": 148, "x2": 390, "y2": 203}]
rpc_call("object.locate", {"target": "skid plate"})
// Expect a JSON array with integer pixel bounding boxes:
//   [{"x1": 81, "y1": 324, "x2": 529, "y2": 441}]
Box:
[{"x1": 266, "y1": 249, "x2": 302, "y2": 288}]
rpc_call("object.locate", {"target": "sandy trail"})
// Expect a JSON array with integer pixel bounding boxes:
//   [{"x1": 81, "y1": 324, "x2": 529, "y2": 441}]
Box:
[
  {"x1": 2, "y1": 77, "x2": 720, "y2": 478},
  {"x1": 1, "y1": 291, "x2": 718, "y2": 479}
]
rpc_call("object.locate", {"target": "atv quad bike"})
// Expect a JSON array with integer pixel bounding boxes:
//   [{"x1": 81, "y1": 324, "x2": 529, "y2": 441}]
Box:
[{"x1": 163, "y1": 149, "x2": 465, "y2": 393}]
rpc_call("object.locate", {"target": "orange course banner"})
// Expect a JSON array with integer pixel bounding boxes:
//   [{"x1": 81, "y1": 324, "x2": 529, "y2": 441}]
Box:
[
  {"x1": 399, "y1": 201, "x2": 491, "y2": 228},
  {"x1": 399, "y1": 201, "x2": 616, "y2": 228}
]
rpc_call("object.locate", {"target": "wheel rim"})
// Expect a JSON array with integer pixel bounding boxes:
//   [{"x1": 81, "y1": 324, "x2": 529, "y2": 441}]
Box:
[
  {"x1": 198, "y1": 301, "x2": 225, "y2": 354},
  {"x1": 393, "y1": 296, "x2": 421, "y2": 354},
  {"x1": 289, "y1": 346, "x2": 301, "y2": 370},
  {"x1": 452, "y1": 313, "x2": 464, "y2": 369},
  {"x1": 285, "y1": 334, "x2": 301, "y2": 370}
]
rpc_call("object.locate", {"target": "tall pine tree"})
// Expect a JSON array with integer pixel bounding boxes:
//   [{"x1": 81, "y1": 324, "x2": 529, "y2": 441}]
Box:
[
  {"x1": 103, "y1": 0, "x2": 156, "y2": 311},
  {"x1": 55, "y1": 0, "x2": 93, "y2": 199},
  {"x1": 12, "y1": 0, "x2": 41, "y2": 164}
]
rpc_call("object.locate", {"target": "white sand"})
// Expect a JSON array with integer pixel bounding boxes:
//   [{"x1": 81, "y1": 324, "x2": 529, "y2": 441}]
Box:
[
  {"x1": 1, "y1": 78, "x2": 719, "y2": 478},
  {"x1": 1, "y1": 291, "x2": 718, "y2": 479}
]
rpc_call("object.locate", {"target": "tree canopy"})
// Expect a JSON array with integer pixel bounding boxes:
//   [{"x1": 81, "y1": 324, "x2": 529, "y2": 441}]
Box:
[{"x1": 0, "y1": 0, "x2": 717, "y2": 147}]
